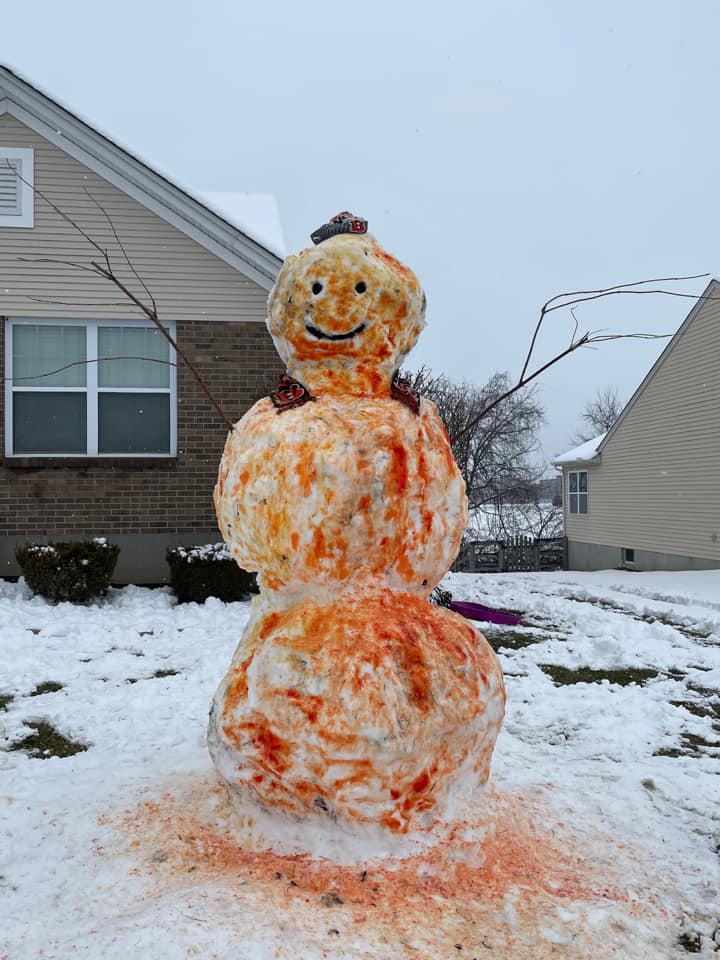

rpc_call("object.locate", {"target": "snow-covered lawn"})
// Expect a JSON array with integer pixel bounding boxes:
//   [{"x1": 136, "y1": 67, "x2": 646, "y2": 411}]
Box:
[{"x1": 1, "y1": 570, "x2": 718, "y2": 958}]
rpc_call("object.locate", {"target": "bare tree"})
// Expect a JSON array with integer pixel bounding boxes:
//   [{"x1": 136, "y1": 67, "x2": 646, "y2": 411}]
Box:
[
  {"x1": 404, "y1": 367, "x2": 544, "y2": 522},
  {"x1": 478, "y1": 498, "x2": 564, "y2": 541},
  {"x1": 408, "y1": 366, "x2": 567, "y2": 540},
  {"x1": 571, "y1": 386, "x2": 624, "y2": 444}
]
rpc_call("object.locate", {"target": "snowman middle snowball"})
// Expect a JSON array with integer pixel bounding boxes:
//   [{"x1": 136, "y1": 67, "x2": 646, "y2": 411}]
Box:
[{"x1": 209, "y1": 226, "x2": 505, "y2": 833}]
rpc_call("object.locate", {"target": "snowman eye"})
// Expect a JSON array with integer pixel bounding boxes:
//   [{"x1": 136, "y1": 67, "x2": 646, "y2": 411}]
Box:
[
  {"x1": 312, "y1": 281, "x2": 323, "y2": 295},
  {"x1": 355, "y1": 281, "x2": 367, "y2": 294}
]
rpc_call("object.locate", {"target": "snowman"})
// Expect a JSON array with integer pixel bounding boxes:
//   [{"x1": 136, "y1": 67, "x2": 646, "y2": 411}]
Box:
[{"x1": 209, "y1": 214, "x2": 505, "y2": 834}]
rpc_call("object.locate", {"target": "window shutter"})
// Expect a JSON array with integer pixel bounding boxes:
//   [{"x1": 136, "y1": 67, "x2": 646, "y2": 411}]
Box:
[{"x1": 0, "y1": 158, "x2": 21, "y2": 216}]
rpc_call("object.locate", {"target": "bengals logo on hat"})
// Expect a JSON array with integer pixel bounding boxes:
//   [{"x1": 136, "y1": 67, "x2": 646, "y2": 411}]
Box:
[{"x1": 311, "y1": 212, "x2": 368, "y2": 245}]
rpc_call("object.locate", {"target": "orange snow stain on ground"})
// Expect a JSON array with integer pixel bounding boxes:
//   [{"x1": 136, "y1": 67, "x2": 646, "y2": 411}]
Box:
[{"x1": 115, "y1": 780, "x2": 667, "y2": 958}]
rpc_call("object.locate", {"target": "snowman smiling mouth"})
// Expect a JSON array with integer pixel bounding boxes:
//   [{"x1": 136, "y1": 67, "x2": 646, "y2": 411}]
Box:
[{"x1": 305, "y1": 321, "x2": 366, "y2": 341}]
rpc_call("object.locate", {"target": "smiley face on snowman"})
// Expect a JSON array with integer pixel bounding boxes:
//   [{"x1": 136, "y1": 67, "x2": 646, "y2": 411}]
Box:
[{"x1": 267, "y1": 219, "x2": 426, "y2": 396}]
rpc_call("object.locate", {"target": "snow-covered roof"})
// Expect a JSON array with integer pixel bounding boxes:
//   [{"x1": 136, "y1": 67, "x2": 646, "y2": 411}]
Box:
[
  {"x1": 0, "y1": 64, "x2": 283, "y2": 289},
  {"x1": 198, "y1": 192, "x2": 285, "y2": 259},
  {"x1": 553, "y1": 432, "x2": 606, "y2": 465}
]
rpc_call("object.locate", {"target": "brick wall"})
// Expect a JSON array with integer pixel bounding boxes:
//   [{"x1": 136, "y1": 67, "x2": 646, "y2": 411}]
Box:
[{"x1": 0, "y1": 319, "x2": 285, "y2": 537}]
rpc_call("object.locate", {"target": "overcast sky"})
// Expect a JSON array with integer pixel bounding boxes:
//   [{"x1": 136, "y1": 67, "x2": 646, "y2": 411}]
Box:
[{"x1": 3, "y1": 1, "x2": 718, "y2": 462}]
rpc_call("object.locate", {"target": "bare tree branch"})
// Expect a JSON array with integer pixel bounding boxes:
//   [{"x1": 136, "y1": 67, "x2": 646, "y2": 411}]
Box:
[
  {"x1": 84, "y1": 187, "x2": 158, "y2": 314},
  {"x1": 569, "y1": 306, "x2": 580, "y2": 346},
  {"x1": 544, "y1": 285, "x2": 717, "y2": 317},
  {"x1": 585, "y1": 331, "x2": 673, "y2": 342},
  {"x1": 17, "y1": 256, "x2": 102, "y2": 276},
  {"x1": 3, "y1": 356, "x2": 177, "y2": 384},
  {"x1": 28, "y1": 297, "x2": 134, "y2": 306},
  {"x1": 451, "y1": 330, "x2": 666, "y2": 445},
  {"x1": 542, "y1": 272, "x2": 709, "y2": 310},
  {"x1": 519, "y1": 272, "x2": 710, "y2": 383}
]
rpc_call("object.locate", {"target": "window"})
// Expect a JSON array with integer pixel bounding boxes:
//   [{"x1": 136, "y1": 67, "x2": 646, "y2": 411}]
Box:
[
  {"x1": 4, "y1": 318, "x2": 176, "y2": 457},
  {"x1": 0, "y1": 148, "x2": 34, "y2": 227},
  {"x1": 568, "y1": 469, "x2": 589, "y2": 515},
  {"x1": 623, "y1": 548, "x2": 635, "y2": 564}
]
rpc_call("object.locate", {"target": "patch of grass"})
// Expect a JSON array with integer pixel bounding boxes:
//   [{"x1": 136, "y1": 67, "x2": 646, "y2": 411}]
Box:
[
  {"x1": 564, "y1": 593, "x2": 637, "y2": 619},
  {"x1": 655, "y1": 731, "x2": 720, "y2": 759},
  {"x1": 523, "y1": 616, "x2": 566, "y2": 634},
  {"x1": 484, "y1": 630, "x2": 545, "y2": 652},
  {"x1": 670, "y1": 700, "x2": 720, "y2": 721},
  {"x1": 9, "y1": 721, "x2": 88, "y2": 759},
  {"x1": 0, "y1": 693, "x2": 14, "y2": 711},
  {"x1": 643, "y1": 614, "x2": 711, "y2": 641},
  {"x1": 29, "y1": 681, "x2": 64, "y2": 696},
  {"x1": 540, "y1": 664, "x2": 658, "y2": 687},
  {"x1": 665, "y1": 668, "x2": 687, "y2": 680},
  {"x1": 686, "y1": 681, "x2": 719, "y2": 699},
  {"x1": 152, "y1": 668, "x2": 179, "y2": 679}
]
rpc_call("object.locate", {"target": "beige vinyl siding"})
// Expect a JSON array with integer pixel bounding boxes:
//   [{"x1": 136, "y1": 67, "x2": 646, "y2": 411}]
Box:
[
  {"x1": 565, "y1": 290, "x2": 720, "y2": 562},
  {"x1": 0, "y1": 115, "x2": 269, "y2": 322}
]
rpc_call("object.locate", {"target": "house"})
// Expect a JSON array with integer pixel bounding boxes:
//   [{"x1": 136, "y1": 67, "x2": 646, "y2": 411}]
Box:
[
  {"x1": 0, "y1": 65, "x2": 286, "y2": 582},
  {"x1": 553, "y1": 279, "x2": 720, "y2": 571}
]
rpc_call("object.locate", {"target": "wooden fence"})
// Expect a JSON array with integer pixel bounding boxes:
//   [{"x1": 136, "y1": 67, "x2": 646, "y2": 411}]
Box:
[{"x1": 452, "y1": 536, "x2": 566, "y2": 573}]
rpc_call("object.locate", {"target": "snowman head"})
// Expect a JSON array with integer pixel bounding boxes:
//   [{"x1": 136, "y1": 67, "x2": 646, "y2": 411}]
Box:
[{"x1": 268, "y1": 224, "x2": 426, "y2": 393}]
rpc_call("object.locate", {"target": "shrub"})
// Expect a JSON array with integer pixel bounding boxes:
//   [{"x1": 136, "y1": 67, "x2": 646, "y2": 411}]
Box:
[
  {"x1": 166, "y1": 542, "x2": 258, "y2": 604},
  {"x1": 16, "y1": 537, "x2": 120, "y2": 603}
]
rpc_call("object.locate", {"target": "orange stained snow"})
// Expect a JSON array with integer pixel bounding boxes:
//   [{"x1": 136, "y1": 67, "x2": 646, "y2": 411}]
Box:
[
  {"x1": 214, "y1": 393, "x2": 466, "y2": 595},
  {"x1": 114, "y1": 781, "x2": 666, "y2": 958},
  {"x1": 212, "y1": 591, "x2": 505, "y2": 832}
]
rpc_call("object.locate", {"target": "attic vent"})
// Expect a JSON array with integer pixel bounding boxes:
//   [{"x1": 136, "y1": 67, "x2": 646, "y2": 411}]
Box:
[
  {"x1": 0, "y1": 158, "x2": 21, "y2": 215},
  {"x1": 0, "y1": 148, "x2": 34, "y2": 228}
]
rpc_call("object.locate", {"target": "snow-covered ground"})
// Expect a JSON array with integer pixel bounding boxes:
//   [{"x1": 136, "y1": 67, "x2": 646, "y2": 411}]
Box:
[{"x1": 1, "y1": 570, "x2": 719, "y2": 959}]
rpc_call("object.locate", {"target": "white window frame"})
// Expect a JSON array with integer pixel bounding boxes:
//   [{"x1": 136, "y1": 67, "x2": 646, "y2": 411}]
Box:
[
  {"x1": 567, "y1": 469, "x2": 589, "y2": 516},
  {"x1": 0, "y1": 147, "x2": 34, "y2": 228},
  {"x1": 4, "y1": 317, "x2": 177, "y2": 458}
]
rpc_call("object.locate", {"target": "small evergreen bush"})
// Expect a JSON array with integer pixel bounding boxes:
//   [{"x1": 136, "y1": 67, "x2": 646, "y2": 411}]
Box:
[
  {"x1": 166, "y1": 542, "x2": 258, "y2": 604},
  {"x1": 16, "y1": 537, "x2": 120, "y2": 603}
]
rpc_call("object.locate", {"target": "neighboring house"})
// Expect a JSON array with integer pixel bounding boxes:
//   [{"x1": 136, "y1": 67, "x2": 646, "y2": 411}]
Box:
[
  {"x1": 553, "y1": 279, "x2": 720, "y2": 571},
  {"x1": 0, "y1": 65, "x2": 286, "y2": 582}
]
